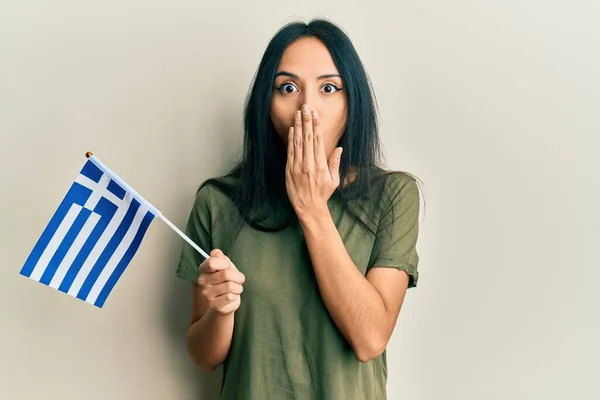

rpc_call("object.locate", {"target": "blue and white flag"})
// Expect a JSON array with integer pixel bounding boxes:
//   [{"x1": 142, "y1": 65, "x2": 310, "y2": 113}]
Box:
[{"x1": 20, "y1": 153, "x2": 160, "y2": 308}]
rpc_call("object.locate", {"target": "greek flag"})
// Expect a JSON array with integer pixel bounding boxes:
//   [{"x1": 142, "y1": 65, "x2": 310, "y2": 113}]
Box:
[{"x1": 20, "y1": 154, "x2": 159, "y2": 308}]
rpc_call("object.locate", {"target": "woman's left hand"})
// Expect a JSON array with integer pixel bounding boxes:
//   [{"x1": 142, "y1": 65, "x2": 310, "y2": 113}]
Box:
[{"x1": 285, "y1": 104, "x2": 343, "y2": 220}]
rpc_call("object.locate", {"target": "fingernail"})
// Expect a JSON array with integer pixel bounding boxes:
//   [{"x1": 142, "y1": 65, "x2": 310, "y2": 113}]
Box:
[
  {"x1": 312, "y1": 110, "x2": 318, "y2": 119},
  {"x1": 302, "y1": 104, "x2": 309, "y2": 115}
]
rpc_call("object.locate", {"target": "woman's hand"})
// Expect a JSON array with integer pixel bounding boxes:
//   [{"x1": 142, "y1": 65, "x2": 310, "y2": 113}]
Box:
[
  {"x1": 285, "y1": 104, "x2": 343, "y2": 220},
  {"x1": 197, "y1": 249, "x2": 245, "y2": 315}
]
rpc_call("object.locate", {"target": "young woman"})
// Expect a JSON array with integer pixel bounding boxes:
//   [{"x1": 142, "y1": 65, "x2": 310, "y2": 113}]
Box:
[{"x1": 176, "y1": 18, "x2": 422, "y2": 400}]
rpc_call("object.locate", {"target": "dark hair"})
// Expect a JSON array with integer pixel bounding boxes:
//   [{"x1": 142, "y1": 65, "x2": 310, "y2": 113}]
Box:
[{"x1": 199, "y1": 18, "x2": 423, "y2": 245}]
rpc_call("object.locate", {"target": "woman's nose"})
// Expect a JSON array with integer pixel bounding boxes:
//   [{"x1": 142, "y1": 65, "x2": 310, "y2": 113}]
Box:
[{"x1": 298, "y1": 91, "x2": 319, "y2": 113}]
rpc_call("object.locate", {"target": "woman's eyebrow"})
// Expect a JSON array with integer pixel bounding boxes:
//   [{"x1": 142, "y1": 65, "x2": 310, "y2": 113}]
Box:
[
  {"x1": 275, "y1": 71, "x2": 341, "y2": 80},
  {"x1": 317, "y1": 73, "x2": 341, "y2": 80},
  {"x1": 275, "y1": 71, "x2": 299, "y2": 79}
]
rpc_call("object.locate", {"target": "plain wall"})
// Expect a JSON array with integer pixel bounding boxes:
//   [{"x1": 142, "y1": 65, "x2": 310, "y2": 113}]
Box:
[{"x1": 1, "y1": 1, "x2": 598, "y2": 399}]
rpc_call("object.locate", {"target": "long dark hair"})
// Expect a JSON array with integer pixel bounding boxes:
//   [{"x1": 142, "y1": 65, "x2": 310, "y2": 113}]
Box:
[{"x1": 199, "y1": 18, "x2": 422, "y2": 244}]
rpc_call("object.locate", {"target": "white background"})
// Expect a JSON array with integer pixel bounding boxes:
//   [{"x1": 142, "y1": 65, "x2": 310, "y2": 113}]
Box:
[{"x1": 1, "y1": 1, "x2": 598, "y2": 399}]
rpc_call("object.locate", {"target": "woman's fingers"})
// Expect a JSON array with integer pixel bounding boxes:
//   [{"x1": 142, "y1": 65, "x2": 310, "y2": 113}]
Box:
[
  {"x1": 196, "y1": 249, "x2": 244, "y2": 315},
  {"x1": 301, "y1": 105, "x2": 315, "y2": 171},
  {"x1": 293, "y1": 110, "x2": 303, "y2": 171},
  {"x1": 312, "y1": 110, "x2": 327, "y2": 171},
  {"x1": 288, "y1": 105, "x2": 325, "y2": 174},
  {"x1": 208, "y1": 269, "x2": 245, "y2": 285},
  {"x1": 202, "y1": 280, "x2": 244, "y2": 300},
  {"x1": 199, "y1": 256, "x2": 229, "y2": 274},
  {"x1": 198, "y1": 266, "x2": 245, "y2": 288},
  {"x1": 287, "y1": 126, "x2": 294, "y2": 168}
]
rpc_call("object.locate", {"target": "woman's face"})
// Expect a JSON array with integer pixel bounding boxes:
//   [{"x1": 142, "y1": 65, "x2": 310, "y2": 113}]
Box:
[{"x1": 270, "y1": 37, "x2": 347, "y2": 161}]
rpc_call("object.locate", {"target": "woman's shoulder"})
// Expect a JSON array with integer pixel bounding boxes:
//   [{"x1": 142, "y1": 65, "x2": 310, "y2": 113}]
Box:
[
  {"x1": 370, "y1": 167, "x2": 419, "y2": 196},
  {"x1": 189, "y1": 174, "x2": 243, "y2": 234},
  {"x1": 195, "y1": 174, "x2": 239, "y2": 206},
  {"x1": 366, "y1": 168, "x2": 421, "y2": 222}
]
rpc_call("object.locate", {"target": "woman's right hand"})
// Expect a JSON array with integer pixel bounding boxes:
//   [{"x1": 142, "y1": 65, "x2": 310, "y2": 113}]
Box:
[{"x1": 197, "y1": 249, "x2": 245, "y2": 315}]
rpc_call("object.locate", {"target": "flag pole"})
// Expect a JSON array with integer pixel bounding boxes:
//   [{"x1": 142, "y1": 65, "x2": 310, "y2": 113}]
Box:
[
  {"x1": 85, "y1": 151, "x2": 210, "y2": 260},
  {"x1": 157, "y1": 213, "x2": 210, "y2": 259}
]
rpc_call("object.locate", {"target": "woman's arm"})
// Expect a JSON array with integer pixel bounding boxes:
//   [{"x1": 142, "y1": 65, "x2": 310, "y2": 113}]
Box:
[
  {"x1": 284, "y1": 106, "x2": 414, "y2": 362},
  {"x1": 185, "y1": 249, "x2": 245, "y2": 372},
  {"x1": 186, "y1": 284, "x2": 235, "y2": 372},
  {"x1": 299, "y1": 210, "x2": 409, "y2": 362}
]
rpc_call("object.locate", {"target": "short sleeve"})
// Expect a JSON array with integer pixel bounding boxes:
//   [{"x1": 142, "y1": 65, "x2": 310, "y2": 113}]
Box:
[
  {"x1": 176, "y1": 185, "x2": 213, "y2": 284},
  {"x1": 367, "y1": 174, "x2": 420, "y2": 288}
]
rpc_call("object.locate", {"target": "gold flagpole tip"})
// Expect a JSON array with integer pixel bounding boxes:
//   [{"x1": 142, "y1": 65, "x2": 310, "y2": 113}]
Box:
[{"x1": 85, "y1": 151, "x2": 93, "y2": 158}]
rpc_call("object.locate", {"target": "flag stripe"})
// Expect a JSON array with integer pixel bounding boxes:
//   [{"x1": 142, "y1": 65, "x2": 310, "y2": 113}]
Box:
[
  {"x1": 66, "y1": 194, "x2": 133, "y2": 297},
  {"x1": 75, "y1": 198, "x2": 141, "y2": 300},
  {"x1": 85, "y1": 203, "x2": 147, "y2": 304},
  {"x1": 20, "y1": 183, "x2": 92, "y2": 277},
  {"x1": 39, "y1": 207, "x2": 92, "y2": 285},
  {"x1": 94, "y1": 210, "x2": 155, "y2": 307},
  {"x1": 49, "y1": 212, "x2": 100, "y2": 290},
  {"x1": 29, "y1": 205, "x2": 82, "y2": 281},
  {"x1": 57, "y1": 197, "x2": 118, "y2": 293}
]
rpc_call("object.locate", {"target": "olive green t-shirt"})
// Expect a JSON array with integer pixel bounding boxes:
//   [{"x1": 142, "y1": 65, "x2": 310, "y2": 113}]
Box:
[{"x1": 176, "y1": 171, "x2": 420, "y2": 400}]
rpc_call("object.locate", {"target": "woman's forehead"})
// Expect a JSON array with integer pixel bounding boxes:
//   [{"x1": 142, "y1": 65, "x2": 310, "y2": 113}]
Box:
[{"x1": 277, "y1": 37, "x2": 340, "y2": 76}]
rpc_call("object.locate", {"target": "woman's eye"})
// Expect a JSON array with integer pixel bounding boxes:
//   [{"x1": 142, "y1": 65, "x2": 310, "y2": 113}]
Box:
[
  {"x1": 278, "y1": 83, "x2": 298, "y2": 94},
  {"x1": 321, "y1": 84, "x2": 341, "y2": 94}
]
